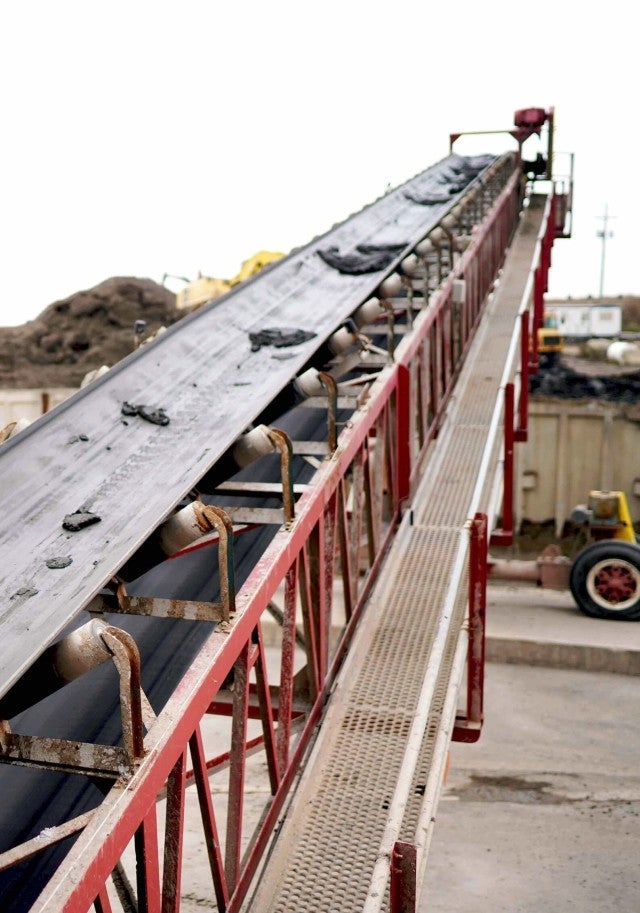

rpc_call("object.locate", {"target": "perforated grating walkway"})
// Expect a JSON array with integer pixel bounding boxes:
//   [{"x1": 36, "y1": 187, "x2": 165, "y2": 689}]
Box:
[{"x1": 247, "y1": 197, "x2": 549, "y2": 913}]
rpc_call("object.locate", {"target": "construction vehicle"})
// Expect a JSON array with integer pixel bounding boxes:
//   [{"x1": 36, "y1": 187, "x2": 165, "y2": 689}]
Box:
[
  {"x1": 536, "y1": 310, "x2": 564, "y2": 364},
  {"x1": 170, "y1": 250, "x2": 285, "y2": 312},
  {"x1": 569, "y1": 490, "x2": 640, "y2": 620}
]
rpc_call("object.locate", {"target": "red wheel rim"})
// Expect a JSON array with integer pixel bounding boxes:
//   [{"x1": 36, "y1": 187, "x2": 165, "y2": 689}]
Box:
[{"x1": 587, "y1": 558, "x2": 640, "y2": 611}]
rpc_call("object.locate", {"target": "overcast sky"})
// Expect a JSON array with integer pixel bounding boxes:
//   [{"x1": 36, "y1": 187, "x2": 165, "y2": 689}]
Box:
[{"x1": 0, "y1": 2, "x2": 635, "y2": 326}]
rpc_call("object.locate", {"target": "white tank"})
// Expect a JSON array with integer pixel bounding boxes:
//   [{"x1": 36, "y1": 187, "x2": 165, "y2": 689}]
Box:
[{"x1": 607, "y1": 341, "x2": 636, "y2": 364}]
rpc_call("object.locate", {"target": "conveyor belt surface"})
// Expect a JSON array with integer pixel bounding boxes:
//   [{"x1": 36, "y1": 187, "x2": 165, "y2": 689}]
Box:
[
  {"x1": 247, "y1": 197, "x2": 548, "y2": 912},
  {"x1": 0, "y1": 154, "x2": 495, "y2": 701}
]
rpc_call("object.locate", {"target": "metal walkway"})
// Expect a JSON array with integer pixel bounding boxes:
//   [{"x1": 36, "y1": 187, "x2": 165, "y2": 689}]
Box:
[{"x1": 247, "y1": 197, "x2": 549, "y2": 912}]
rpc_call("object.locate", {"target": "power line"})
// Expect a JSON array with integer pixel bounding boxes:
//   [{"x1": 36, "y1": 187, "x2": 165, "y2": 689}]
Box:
[{"x1": 596, "y1": 204, "x2": 615, "y2": 298}]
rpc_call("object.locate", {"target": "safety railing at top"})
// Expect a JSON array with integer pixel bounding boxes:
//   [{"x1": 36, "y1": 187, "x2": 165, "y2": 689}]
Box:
[{"x1": 1, "y1": 154, "x2": 540, "y2": 913}]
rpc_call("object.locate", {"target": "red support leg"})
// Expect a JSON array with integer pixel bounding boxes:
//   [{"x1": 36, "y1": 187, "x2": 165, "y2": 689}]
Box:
[
  {"x1": 390, "y1": 840, "x2": 418, "y2": 913},
  {"x1": 253, "y1": 623, "x2": 281, "y2": 793},
  {"x1": 454, "y1": 513, "x2": 488, "y2": 743},
  {"x1": 134, "y1": 807, "x2": 161, "y2": 913},
  {"x1": 516, "y1": 310, "x2": 529, "y2": 442},
  {"x1": 189, "y1": 727, "x2": 229, "y2": 910},
  {"x1": 94, "y1": 887, "x2": 114, "y2": 913},
  {"x1": 396, "y1": 364, "x2": 412, "y2": 501},
  {"x1": 226, "y1": 644, "x2": 250, "y2": 891},
  {"x1": 278, "y1": 562, "x2": 298, "y2": 771},
  {"x1": 162, "y1": 752, "x2": 187, "y2": 913},
  {"x1": 490, "y1": 383, "x2": 515, "y2": 547}
]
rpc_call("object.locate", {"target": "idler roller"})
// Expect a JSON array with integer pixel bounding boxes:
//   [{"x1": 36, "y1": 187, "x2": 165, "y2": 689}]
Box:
[
  {"x1": 0, "y1": 619, "x2": 113, "y2": 719},
  {"x1": 327, "y1": 321, "x2": 358, "y2": 355},
  {"x1": 400, "y1": 254, "x2": 422, "y2": 277},
  {"x1": 353, "y1": 297, "x2": 386, "y2": 328},
  {"x1": 0, "y1": 417, "x2": 30, "y2": 445},
  {"x1": 415, "y1": 239, "x2": 434, "y2": 258},
  {"x1": 377, "y1": 273, "x2": 403, "y2": 298},
  {"x1": 293, "y1": 366, "x2": 325, "y2": 398},
  {"x1": 160, "y1": 499, "x2": 229, "y2": 556}
]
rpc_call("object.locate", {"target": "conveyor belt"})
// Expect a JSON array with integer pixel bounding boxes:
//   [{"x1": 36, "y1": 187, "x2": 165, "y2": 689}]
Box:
[
  {"x1": 246, "y1": 196, "x2": 548, "y2": 912},
  {"x1": 0, "y1": 154, "x2": 496, "y2": 702}
]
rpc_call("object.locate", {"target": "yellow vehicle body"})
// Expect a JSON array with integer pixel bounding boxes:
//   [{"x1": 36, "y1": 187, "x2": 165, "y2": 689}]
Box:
[
  {"x1": 175, "y1": 251, "x2": 285, "y2": 312},
  {"x1": 586, "y1": 490, "x2": 635, "y2": 543},
  {"x1": 176, "y1": 275, "x2": 232, "y2": 311},
  {"x1": 537, "y1": 326, "x2": 564, "y2": 355},
  {"x1": 229, "y1": 251, "x2": 284, "y2": 286},
  {"x1": 538, "y1": 311, "x2": 564, "y2": 355},
  {"x1": 528, "y1": 310, "x2": 564, "y2": 364}
]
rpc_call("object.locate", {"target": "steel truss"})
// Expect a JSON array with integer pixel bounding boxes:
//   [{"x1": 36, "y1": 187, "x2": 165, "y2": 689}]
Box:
[{"x1": 0, "y1": 157, "x2": 558, "y2": 912}]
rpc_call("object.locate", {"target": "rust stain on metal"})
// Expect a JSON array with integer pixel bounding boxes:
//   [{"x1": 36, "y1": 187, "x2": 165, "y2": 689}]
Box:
[
  {"x1": 100, "y1": 626, "x2": 145, "y2": 761},
  {"x1": 266, "y1": 427, "x2": 295, "y2": 525},
  {"x1": 318, "y1": 372, "x2": 338, "y2": 453},
  {"x1": 0, "y1": 731, "x2": 129, "y2": 778},
  {"x1": 115, "y1": 591, "x2": 226, "y2": 622}
]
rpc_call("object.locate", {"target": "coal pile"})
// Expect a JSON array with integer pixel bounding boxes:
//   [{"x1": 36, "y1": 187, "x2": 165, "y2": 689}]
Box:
[
  {"x1": 0, "y1": 277, "x2": 179, "y2": 388},
  {"x1": 530, "y1": 361, "x2": 640, "y2": 403}
]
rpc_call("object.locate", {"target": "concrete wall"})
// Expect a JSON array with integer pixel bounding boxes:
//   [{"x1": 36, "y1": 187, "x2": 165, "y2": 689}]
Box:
[
  {"x1": 0, "y1": 388, "x2": 75, "y2": 427},
  {"x1": 516, "y1": 398, "x2": 640, "y2": 534}
]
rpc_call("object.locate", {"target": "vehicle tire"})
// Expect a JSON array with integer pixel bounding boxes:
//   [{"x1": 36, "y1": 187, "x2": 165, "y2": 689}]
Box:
[{"x1": 570, "y1": 540, "x2": 640, "y2": 620}]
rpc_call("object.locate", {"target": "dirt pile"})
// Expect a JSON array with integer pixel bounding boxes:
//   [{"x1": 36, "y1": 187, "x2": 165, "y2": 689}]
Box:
[
  {"x1": 530, "y1": 360, "x2": 640, "y2": 403},
  {"x1": 0, "y1": 277, "x2": 180, "y2": 388}
]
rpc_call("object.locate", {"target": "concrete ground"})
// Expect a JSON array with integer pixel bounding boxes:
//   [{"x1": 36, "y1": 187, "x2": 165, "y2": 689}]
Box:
[{"x1": 420, "y1": 582, "x2": 640, "y2": 912}]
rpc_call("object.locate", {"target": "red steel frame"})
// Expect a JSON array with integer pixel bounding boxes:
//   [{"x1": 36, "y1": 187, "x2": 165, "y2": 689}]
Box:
[
  {"x1": 1, "y1": 165, "x2": 558, "y2": 913},
  {"x1": 452, "y1": 513, "x2": 488, "y2": 744},
  {"x1": 491, "y1": 192, "x2": 557, "y2": 547}
]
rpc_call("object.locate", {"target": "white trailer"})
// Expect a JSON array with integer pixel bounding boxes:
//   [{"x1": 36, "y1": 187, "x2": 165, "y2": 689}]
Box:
[{"x1": 553, "y1": 303, "x2": 622, "y2": 339}]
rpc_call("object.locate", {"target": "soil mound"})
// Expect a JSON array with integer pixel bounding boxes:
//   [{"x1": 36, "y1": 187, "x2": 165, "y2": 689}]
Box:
[
  {"x1": 0, "y1": 277, "x2": 179, "y2": 388},
  {"x1": 531, "y1": 361, "x2": 640, "y2": 403}
]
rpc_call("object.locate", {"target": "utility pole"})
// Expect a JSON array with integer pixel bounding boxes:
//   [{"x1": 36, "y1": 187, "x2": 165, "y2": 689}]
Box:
[{"x1": 596, "y1": 205, "x2": 614, "y2": 299}]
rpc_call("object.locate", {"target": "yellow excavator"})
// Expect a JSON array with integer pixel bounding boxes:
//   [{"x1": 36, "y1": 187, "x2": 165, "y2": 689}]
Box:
[
  {"x1": 167, "y1": 251, "x2": 285, "y2": 313},
  {"x1": 536, "y1": 310, "x2": 564, "y2": 365}
]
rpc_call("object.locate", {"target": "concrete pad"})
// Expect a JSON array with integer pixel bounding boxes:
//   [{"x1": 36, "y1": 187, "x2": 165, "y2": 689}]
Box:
[
  {"x1": 486, "y1": 582, "x2": 640, "y2": 674},
  {"x1": 421, "y1": 662, "x2": 640, "y2": 912}
]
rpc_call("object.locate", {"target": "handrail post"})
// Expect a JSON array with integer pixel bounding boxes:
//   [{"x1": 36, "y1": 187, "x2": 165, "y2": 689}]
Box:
[
  {"x1": 516, "y1": 310, "x2": 529, "y2": 442},
  {"x1": 490, "y1": 383, "x2": 514, "y2": 546},
  {"x1": 453, "y1": 513, "x2": 487, "y2": 743}
]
